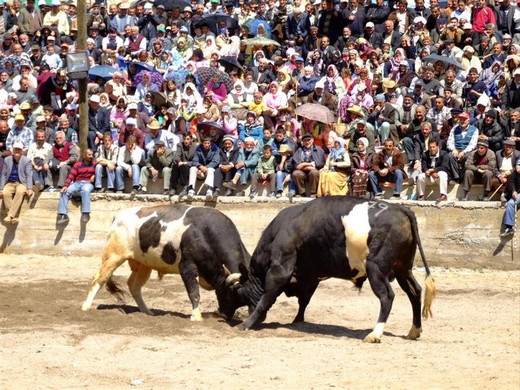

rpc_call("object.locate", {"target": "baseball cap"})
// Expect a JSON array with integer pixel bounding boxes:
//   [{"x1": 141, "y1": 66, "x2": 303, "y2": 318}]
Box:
[
  {"x1": 127, "y1": 102, "x2": 138, "y2": 110},
  {"x1": 89, "y1": 94, "x2": 100, "y2": 103},
  {"x1": 458, "y1": 112, "x2": 470, "y2": 120},
  {"x1": 477, "y1": 140, "x2": 489, "y2": 148},
  {"x1": 366, "y1": 22, "x2": 375, "y2": 28},
  {"x1": 12, "y1": 142, "x2": 24, "y2": 149},
  {"x1": 36, "y1": 115, "x2": 45, "y2": 122},
  {"x1": 125, "y1": 117, "x2": 136, "y2": 125},
  {"x1": 154, "y1": 140, "x2": 165, "y2": 147},
  {"x1": 463, "y1": 23, "x2": 472, "y2": 29}
]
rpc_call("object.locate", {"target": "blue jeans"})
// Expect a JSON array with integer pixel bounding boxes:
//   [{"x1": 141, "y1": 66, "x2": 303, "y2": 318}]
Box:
[
  {"x1": 115, "y1": 165, "x2": 141, "y2": 190},
  {"x1": 504, "y1": 197, "x2": 520, "y2": 227},
  {"x1": 275, "y1": 171, "x2": 296, "y2": 194},
  {"x1": 369, "y1": 169, "x2": 404, "y2": 195},
  {"x1": 58, "y1": 181, "x2": 94, "y2": 215},
  {"x1": 95, "y1": 165, "x2": 116, "y2": 190}
]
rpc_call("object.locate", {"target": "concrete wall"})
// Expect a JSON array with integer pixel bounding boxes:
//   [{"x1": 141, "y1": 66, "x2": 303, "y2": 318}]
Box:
[{"x1": 0, "y1": 193, "x2": 517, "y2": 270}]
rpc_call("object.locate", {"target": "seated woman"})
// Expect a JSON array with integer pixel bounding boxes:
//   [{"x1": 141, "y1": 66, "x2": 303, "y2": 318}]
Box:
[
  {"x1": 263, "y1": 81, "x2": 288, "y2": 118},
  {"x1": 238, "y1": 111, "x2": 263, "y2": 142},
  {"x1": 205, "y1": 71, "x2": 227, "y2": 107},
  {"x1": 110, "y1": 96, "x2": 128, "y2": 131},
  {"x1": 350, "y1": 137, "x2": 374, "y2": 198},
  {"x1": 104, "y1": 71, "x2": 127, "y2": 104},
  {"x1": 318, "y1": 138, "x2": 351, "y2": 197}
]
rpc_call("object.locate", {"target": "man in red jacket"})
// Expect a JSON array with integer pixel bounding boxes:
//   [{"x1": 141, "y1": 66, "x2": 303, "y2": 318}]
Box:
[{"x1": 57, "y1": 149, "x2": 96, "y2": 225}]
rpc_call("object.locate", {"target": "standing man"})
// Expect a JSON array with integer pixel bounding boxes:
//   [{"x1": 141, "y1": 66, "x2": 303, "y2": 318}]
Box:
[
  {"x1": 57, "y1": 148, "x2": 97, "y2": 225},
  {"x1": 500, "y1": 158, "x2": 520, "y2": 237},
  {"x1": 0, "y1": 142, "x2": 33, "y2": 224}
]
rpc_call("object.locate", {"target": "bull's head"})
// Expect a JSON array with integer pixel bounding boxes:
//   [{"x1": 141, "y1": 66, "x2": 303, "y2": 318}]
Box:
[
  {"x1": 226, "y1": 263, "x2": 258, "y2": 316},
  {"x1": 215, "y1": 263, "x2": 250, "y2": 320}
]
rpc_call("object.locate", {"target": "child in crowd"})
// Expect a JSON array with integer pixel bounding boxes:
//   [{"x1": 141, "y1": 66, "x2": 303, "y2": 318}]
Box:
[{"x1": 250, "y1": 144, "x2": 276, "y2": 198}]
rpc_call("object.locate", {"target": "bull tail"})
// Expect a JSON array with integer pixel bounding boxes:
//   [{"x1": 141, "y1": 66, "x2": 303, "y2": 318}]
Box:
[
  {"x1": 106, "y1": 277, "x2": 126, "y2": 303},
  {"x1": 403, "y1": 207, "x2": 437, "y2": 319}
]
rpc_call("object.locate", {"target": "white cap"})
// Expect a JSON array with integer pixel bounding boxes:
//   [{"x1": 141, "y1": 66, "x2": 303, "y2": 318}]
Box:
[
  {"x1": 315, "y1": 81, "x2": 325, "y2": 89},
  {"x1": 144, "y1": 2, "x2": 152, "y2": 9},
  {"x1": 89, "y1": 94, "x2": 100, "y2": 103},
  {"x1": 128, "y1": 102, "x2": 138, "y2": 110},
  {"x1": 51, "y1": 0, "x2": 61, "y2": 6},
  {"x1": 463, "y1": 23, "x2": 472, "y2": 29},
  {"x1": 366, "y1": 22, "x2": 375, "y2": 28},
  {"x1": 12, "y1": 142, "x2": 24, "y2": 149},
  {"x1": 414, "y1": 16, "x2": 426, "y2": 25},
  {"x1": 514, "y1": 68, "x2": 520, "y2": 76},
  {"x1": 126, "y1": 117, "x2": 136, "y2": 125}
]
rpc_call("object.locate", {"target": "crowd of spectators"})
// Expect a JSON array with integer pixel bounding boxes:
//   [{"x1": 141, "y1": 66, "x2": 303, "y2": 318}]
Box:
[{"x1": 0, "y1": 0, "x2": 518, "y2": 231}]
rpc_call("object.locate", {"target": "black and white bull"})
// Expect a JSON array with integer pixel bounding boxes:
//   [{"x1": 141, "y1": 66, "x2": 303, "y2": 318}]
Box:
[
  {"x1": 227, "y1": 196, "x2": 436, "y2": 343},
  {"x1": 82, "y1": 204, "x2": 250, "y2": 321}
]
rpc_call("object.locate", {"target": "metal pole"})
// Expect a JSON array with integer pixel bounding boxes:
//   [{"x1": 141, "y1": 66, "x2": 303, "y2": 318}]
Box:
[{"x1": 77, "y1": 0, "x2": 88, "y2": 154}]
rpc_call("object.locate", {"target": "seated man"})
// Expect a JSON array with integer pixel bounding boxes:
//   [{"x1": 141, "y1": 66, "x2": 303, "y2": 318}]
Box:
[
  {"x1": 138, "y1": 140, "x2": 174, "y2": 195},
  {"x1": 215, "y1": 135, "x2": 240, "y2": 197},
  {"x1": 416, "y1": 139, "x2": 449, "y2": 202},
  {"x1": 494, "y1": 140, "x2": 520, "y2": 202},
  {"x1": 94, "y1": 132, "x2": 119, "y2": 192},
  {"x1": 369, "y1": 138, "x2": 408, "y2": 200},
  {"x1": 115, "y1": 135, "x2": 144, "y2": 194},
  {"x1": 500, "y1": 157, "x2": 520, "y2": 237},
  {"x1": 48, "y1": 130, "x2": 79, "y2": 191},
  {"x1": 27, "y1": 128, "x2": 53, "y2": 191},
  {"x1": 446, "y1": 111, "x2": 479, "y2": 183},
  {"x1": 461, "y1": 140, "x2": 497, "y2": 201},
  {"x1": 223, "y1": 137, "x2": 260, "y2": 196},
  {"x1": 56, "y1": 148, "x2": 96, "y2": 225},
  {"x1": 187, "y1": 137, "x2": 221, "y2": 200},
  {"x1": 0, "y1": 142, "x2": 33, "y2": 224},
  {"x1": 291, "y1": 134, "x2": 326, "y2": 197}
]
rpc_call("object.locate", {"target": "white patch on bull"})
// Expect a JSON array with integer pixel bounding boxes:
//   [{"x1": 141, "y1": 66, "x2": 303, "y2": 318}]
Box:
[
  {"x1": 341, "y1": 203, "x2": 370, "y2": 279},
  {"x1": 112, "y1": 206, "x2": 193, "y2": 275}
]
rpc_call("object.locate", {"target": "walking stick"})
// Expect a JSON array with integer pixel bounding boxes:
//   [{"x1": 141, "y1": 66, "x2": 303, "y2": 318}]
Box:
[
  {"x1": 513, "y1": 202, "x2": 517, "y2": 262},
  {"x1": 489, "y1": 182, "x2": 504, "y2": 200}
]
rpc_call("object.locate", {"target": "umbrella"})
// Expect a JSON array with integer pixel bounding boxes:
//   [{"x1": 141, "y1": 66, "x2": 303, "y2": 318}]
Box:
[
  {"x1": 165, "y1": 69, "x2": 204, "y2": 94},
  {"x1": 195, "y1": 67, "x2": 233, "y2": 92},
  {"x1": 127, "y1": 61, "x2": 160, "y2": 75},
  {"x1": 193, "y1": 14, "x2": 239, "y2": 35},
  {"x1": 247, "y1": 19, "x2": 272, "y2": 38},
  {"x1": 134, "y1": 70, "x2": 164, "y2": 90},
  {"x1": 218, "y1": 56, "x2": 244, "y2": 73},
  {"x1": 88, "y1": 65, "x2": 117, "y2": 81},
  {"x1": 197, "y1": 121, "x2": 224, "y2": 134},
  {"x1": 149, "y1": 91, "x2": 175, "y2": 107},
  {"x1": 154, "y1": 0, "x2": 189, "y2": 11},
  {"x1": 295, "y1": 103, "x2": 336, "y2": 124},
  {"x1": 422, "y1": 54, "x2": 464, "y2": 70},
  {"x1": 243, "y1": 37, "x2": 281, "y2": 47}
]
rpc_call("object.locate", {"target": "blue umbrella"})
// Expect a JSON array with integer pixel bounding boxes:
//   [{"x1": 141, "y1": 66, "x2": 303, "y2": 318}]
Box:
[
  {"x1": 127, "y1": 61, "x2": 161, "y2": 75},
  {"x1": 165, "y1": 69, "x2": 204, "y2": 94},
  {"x1": 88, "y1": 65, "x2": 117, "y2": 81},
  {"x1": 248, "y1": 19, "x2": 271, "y2": 38}
]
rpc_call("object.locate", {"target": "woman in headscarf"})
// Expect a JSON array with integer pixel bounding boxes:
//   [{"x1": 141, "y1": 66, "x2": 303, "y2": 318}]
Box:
[
  {"x1": 414, "y1": 46, "x2": 431, "y2": 74},
  {"x1": 134, "y1": 71, "x2": 159, "y2": 101},
  {"x1": 206, "y1": 71, "x2": 228, "y2": 107},
  {"x1": 264, "y1": 81, "x2": 288, "y2": 116},
  {"x1": 320, "y1": 64, "x2": 346, "y2": 96},
  {"x1": 182, "y1": 82, "x2": 202, "y2": 111},
  {"x1": 460, "y1": 46, "x2": 482, "y2": 74},
  {"x1": 154, "y1": 50, "x2": 173, "y2": 75},
  {"x1": 162, "y1": 78, "x2": 182, "y2": 107},
  {"x1": 317, "y1": 137, "x2": 351, "y2": 197},
  {"x1": 203, "y1": 35, "x2": 217, "y2": 60},
  {"x1": 350, "y1": 136, "x2": 374, "y2": 198},
  {"x1": 137, "y1": 92, "x2": 156, "y2": 117},
  {"x1": 173, "y1": 37, "x2": 193, "y2": 62},
  {"x1": 110, "y1": 95, "x2": 128, "y2": 131},
  {"x1": 220, "y1": 105, "x2": 238, "y2": 139},
  {"x1": 384, "y1": 48, "x2": 406, "y2": 79},
  {"x1": 481, "y1": 61, "x2": 503, "y2": 99}
]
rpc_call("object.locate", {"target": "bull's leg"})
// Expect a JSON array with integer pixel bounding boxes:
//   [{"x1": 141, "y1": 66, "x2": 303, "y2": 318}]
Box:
[
  {"x1": 81, "y1": 237, "x2": 127, "y2": 311},
  {"x1": 179, "y1": 260, "x2": 203, "y2": 321},
  {"x1": 363, "y1": 261, "x2": 395, "y2": 343},
  {"x1": 239, "y1": 259, "x2": 295, "y2": 330},
  {"x1": 127, "y1": 260, "x2": 153, "y2": 315},
  {"x1": 292, "y1": 279, "x2": 319, "y2": 323},
  {"x1": 396, "y1": 270, "x2": 423, "y2": 340}
]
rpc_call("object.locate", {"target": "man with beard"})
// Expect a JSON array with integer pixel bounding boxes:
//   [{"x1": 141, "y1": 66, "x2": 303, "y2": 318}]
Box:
[
  {"x1": 18, "y1": 0, "x2": 43, "y2": 38},
  {"x1": 440, "y1": 69, "x2": 464, "y2": 107},
  {"x1": 251, "y1": 57, "x2": 276, "y2": 93},
  {"x1": 302, "y1": 81, "x2": 337, "y2": 111},
  {"x1": 291, "y1": 134, "x2": 326, "y2": 198},
  {"x1": 446, "y1": 111, "x2": 479, "y2": 183},
  {"x1": 56, "y1": 148, "x2": 96, "y2": 225},
  {"x1": 215, "y1": 135, "x2": 240, "y2": 197},
  {"x1": 396, "y1": 61, "x2": 416, "y2": 90}
]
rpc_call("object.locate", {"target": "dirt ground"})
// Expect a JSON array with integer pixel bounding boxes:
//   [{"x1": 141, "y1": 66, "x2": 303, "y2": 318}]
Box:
[{"x1": 0, "y1": 254, "x2": 519, "y2": 390}]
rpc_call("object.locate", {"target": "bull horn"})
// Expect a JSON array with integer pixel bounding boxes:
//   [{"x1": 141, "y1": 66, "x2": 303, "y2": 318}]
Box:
[
  {"x1": 226, "y1": 273, "x2": 241, "y2": 287},
  {"x1": 222, "y1": 265, "x2": 231, "y2": 276}
]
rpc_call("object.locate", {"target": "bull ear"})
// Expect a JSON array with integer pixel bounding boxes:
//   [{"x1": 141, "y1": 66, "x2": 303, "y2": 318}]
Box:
[{"x1": 239, "y1": 262, "x2": 249, "y2": 283}]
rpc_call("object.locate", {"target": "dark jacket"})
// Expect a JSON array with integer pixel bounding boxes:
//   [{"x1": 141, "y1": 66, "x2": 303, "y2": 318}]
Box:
[
  {"x1": 88, "y1": 106, "x2": 111, "y2": 135},
  {"x1": 173, "y1": 142, "x2": 197, "y2": 167},
  {"x1": 193, "y1": 143, "x2": 221, "y2": 169},
  {"x1": 421, "y1": 149, "x2": 449, "y2": 174},
  {"x1": 291, "y1": 144, "x2": 326, "y2": 171},
  {"x1": 495, "y1": 149, "x2": 520, "y2": 177},
  {"x1": 504, "y1": 169, "x2": 520, "y2": 200},
  {"x1": 413, "y1": 130, "x2": 441, "y2": 161},
  {"x1": 145, "y1": 147, "x2": 174, "y2": 170}
]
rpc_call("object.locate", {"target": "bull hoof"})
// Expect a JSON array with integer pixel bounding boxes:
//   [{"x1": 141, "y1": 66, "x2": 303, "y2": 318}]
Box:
[
  {"x1": 407, "y1": 326, "x2": 422, "y2": 340},
  {"x1": 363, "y1": 332, "x2": 382, "y2": 343},
  {"x1": 238, "y1": 322, "x2": 249, "y2": 331},
  {"x1": 190, "y1": 314, "x2": 203, "y2": 321},
  {"x1": 81, "y1": 303, "x2": 91, "y2": 311}
]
